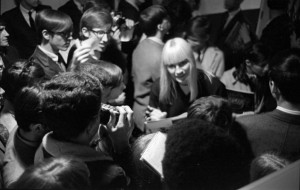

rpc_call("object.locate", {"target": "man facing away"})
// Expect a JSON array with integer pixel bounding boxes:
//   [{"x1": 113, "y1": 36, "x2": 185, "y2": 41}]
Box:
[{"x1": 236, "y1": 49, "x2": 300, "y2": 158}]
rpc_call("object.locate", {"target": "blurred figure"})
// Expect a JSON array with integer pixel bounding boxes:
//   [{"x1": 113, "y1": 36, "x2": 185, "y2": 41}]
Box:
[
  {"x1": 260, "y1": 0, "x2": 292, "y2": 56},
  {"x1": 0, "y1": 59, "x2": 45, "y2": 133},
  {"x1": 290, "y1": 20, "x2": 300, "y2": 49},
  {"x1": 0, "y1": 17, "x2": 19, "y2": 69},
  {"x1": 213, "y1": 0, "x2": 256, "y2": 70},
  {"x1": 3, "y1": 85, "x2": 47, "y2": 188},
  {"x1": 236, "y1": 49, "x2": 300, "y2": 157},
  {"x1": 162, "y1": 0, "x2": 192, "y2": 39},
  {"x1": 1, "y1": 0, "x2": 51, "y2": 59},
  {"x1": 58, "y1": 0, "x2": 88, "y2": 39},
  {"x1": 12, "y1": 156, "x2": 91, "y2": 190},
  {"x1": 0, "y1": 17, "x2": 20, "y2": 111},
  {"x1": 250, "y1": 152, "x2": 290, "y2": 182},
  {"x1": 147, "y1": 38, "x2": 226, "y2": 121},
  {"x1": 185, "y1": 16, "x2": 225, "y2": 78},
  {"x1": 132, "y1": 5, "x2": 170, "y2": 131},
  {"x1": 221, "y1": 42, "x2": 276, "y2": 113},
  {"x1": 163, "y1": 118, "x2": 248, "y2": 190},
  {"x1": 187, "y1": 95, "x2": 232, "y2": 131}
]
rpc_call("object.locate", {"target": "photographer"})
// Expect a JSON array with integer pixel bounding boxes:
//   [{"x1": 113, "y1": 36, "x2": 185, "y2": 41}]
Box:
[{"x1": 34, "y1": 72, "x2": 134, "y2": 189}]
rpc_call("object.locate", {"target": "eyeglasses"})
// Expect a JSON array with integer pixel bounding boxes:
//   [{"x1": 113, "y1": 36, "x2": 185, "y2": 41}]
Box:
[
  {"x1": 49, "y1": 31, "x2": 73, "y2": 39},
  {"x1": 90, "y1": 29, "x2": 111, "y2": 39}
]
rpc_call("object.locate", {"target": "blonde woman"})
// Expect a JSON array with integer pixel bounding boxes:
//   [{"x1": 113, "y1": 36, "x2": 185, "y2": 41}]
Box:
[{"x1": 146, "y1": 38, "x2": 227, "y2": 121}]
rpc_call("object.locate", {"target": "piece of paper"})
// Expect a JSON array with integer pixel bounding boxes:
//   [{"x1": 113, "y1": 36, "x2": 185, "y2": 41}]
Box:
[{"x1": 140, "y1": 132, "x2": 167, "y2": 178}]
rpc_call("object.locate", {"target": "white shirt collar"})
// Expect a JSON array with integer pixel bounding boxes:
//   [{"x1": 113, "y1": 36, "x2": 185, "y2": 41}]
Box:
[
  {"x1": 20, "y1": 3, "x2": 35, "y2": 14},
  {"x1": 148, "y1": 36, "x2": 164, "y2": 45},
  {"x1": 276, "y1": 106, "x2": 300, "y2": 115},
  {"x1": 125, "y1": 0, "x2": 139, "y2": 11},
  {"x1": 38, "y1": 45, "x2": 59, "y2": 62},
  {"x1": 20, "y1": 4, "x2": 36, "y2": 26}
]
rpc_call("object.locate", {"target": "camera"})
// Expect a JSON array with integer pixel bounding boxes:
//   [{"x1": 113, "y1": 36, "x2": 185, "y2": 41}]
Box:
[
  {"x1": 112, "y1": 11, "x2": 126, "y2": 29},
  {"x1": 100, "y1": 103, "x2": 119, "y2": 125}
]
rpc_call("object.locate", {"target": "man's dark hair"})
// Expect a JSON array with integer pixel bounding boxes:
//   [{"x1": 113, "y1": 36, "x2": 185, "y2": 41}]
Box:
[
  {"x1": 42, "y1": 72, "x2": 101, "y2": 140},
  {"x1": 139, "y1": 5, "x2": 169, "y2": 37},
  {"x1": 269, "y1": 48, "x2": 300, "y2": 103},
  {"x1": 0, "y1": 59, "x2": 45, "y2": 102},
  {"x1": 187, "y1": 95, "x2": 233, "y2": 130},
  {"x1": 35, "y1": 9, "x2": 73, "y2": 43},
  {"x1": 185, "y1": 16, "x2": 211, "y2": 42},
  {"x1": 14, "y1": 85, "x2": 44, "y2": 132},
  {"x1": 163, "y1": 118, "x2": 247, "y2": 190}
]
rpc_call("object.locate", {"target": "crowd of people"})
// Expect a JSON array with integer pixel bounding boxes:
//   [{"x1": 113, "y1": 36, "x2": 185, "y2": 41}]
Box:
[{"x1": 0, "y1": 0, "x2": 299, "y2": 189}]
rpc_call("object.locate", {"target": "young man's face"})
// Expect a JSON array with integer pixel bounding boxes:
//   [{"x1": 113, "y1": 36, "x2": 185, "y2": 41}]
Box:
[
  {"x1": 0, "y1": 26, "x2": 9, "y2": 47},
  {"x1": 21, "y1": 0, "x2": 39, "y2": 9},
  {"x1": 49, "y1": 31, "x2": 73, "y2": 52},
  {"x1": 86, "y1": 23, "x2": 112, "y2": 53}
]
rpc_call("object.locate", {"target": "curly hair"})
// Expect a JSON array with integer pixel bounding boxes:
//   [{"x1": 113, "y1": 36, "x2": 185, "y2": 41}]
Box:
[{"x1": 163, "y1": 118, "x2": 247, "y2": 190}]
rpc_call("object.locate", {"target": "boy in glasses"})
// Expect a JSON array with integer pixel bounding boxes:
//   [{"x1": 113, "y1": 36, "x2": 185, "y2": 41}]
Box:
[{"x1": 30, "y1": 9, "x2": 73, "y2": 80}]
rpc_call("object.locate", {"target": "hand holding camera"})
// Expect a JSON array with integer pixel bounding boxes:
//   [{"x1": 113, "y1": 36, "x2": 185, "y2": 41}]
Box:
[{"x1": 104, "y1": 105, "x2": 134, "y2": 154}]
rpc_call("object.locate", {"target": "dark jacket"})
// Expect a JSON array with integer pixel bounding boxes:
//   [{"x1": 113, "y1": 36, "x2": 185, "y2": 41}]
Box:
[
  {"x1": 235, "y1": 109, "x2": 300, "y2": 157},
  {"x1": 35, "y1": 132, "x2": 129, "y2": 190},
  {"x1": 260, "y1": 14, "x2": 292, "y2": 56},
  {"x1": 214, "y1": 11, "x2": 257, "y2": 70},
  {"x1": 30, "y1": 46, "x2": 65, "y2": 80},
  {"x1": 1, "y1": 5, "x2": 51, "y2": 59}
]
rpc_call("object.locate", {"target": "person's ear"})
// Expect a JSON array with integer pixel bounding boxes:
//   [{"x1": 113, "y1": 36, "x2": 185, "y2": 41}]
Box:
[
  {"x1": 157, "y1": 23, "x2": 163, "y2": 31},
  {"x1": 269, "y1": 80, "x2": 281, "y2": 98},
  {"x1": 81, "y1": 27, "x2": 90, "y2": 38},
  {"x1": 42, "y1": 30, "x2": 51, "y2": 40}
]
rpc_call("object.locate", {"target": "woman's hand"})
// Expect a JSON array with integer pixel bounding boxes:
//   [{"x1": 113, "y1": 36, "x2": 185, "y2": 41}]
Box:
[{"x1": 145, "y1": 106, "x2": 167, "y2": 121}]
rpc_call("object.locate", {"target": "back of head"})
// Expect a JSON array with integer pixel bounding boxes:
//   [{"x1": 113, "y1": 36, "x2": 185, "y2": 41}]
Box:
[
  {"x1": 12, "y1": 156, "x2": 91, "y2": 189},
  {"x1": 80, "y1": 60, "x2": 123, "y2": 89},
  {"x1": 14, "y1": 85, "x2": 44, "y2": 132},
  {"x1": 79, "y1": 7, "x2": 112, "y2": 40},
  {"x1": 0, "y1": 59, "x2": 45, "y2": 102},
  {"x1": 269, "y1": 49, "x2": 300, "y2": 103},
  {"x1": 187, "y1": 95, "x2": 233, "y2": 130},
  {"x1": 250, "y1": 152, "x2": 290, "y2": 182},
  {"x1": 163, "y1": 118, "x2": 246, "y2": 190},
  {"x1": 131, "y1": 133, "x2": 162, "y2": 190},
  {"x1": 35, "y1": 9, "x2": 73, "y2": 43},
  {"x1": 140, "y1": 5, "x2": 168, "y2": 37},
  {"x1": 186, "y1": 16, "x2": 211, "y2": 42},
  {"x1": 267, "y1": 0, "x2": 289, "y2": 10},
  {"x1": 42, "y1": 72, "x2": 101, "y2": 140}
]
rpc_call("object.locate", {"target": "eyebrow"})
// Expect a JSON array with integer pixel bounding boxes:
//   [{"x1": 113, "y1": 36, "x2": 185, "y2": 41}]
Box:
[{"x1": 168, "y1": 59, "x2": 188, "y2": 66}]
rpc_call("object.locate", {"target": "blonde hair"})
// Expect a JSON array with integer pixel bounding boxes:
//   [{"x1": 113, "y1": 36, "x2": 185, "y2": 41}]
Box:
[{"x1": 159, "y1": 37, "x2": 198, "y2": 104}]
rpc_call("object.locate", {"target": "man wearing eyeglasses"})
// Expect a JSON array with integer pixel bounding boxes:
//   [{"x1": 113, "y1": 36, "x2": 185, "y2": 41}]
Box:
[{"x1": 30, "y1": 9, "x2": 73, "y2": 80}]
